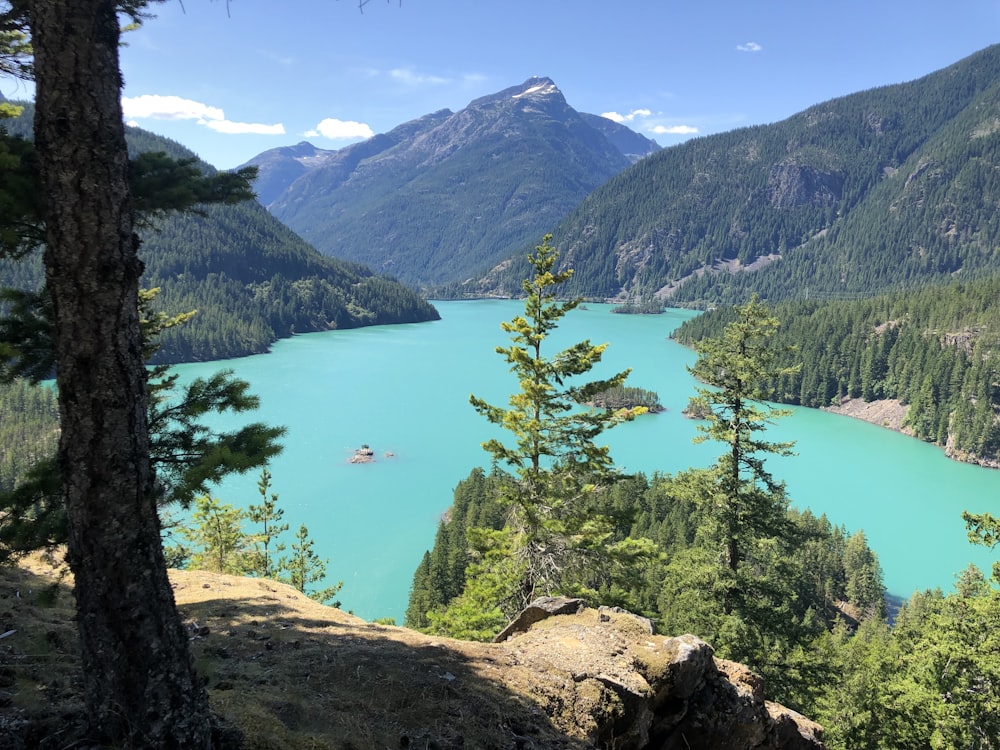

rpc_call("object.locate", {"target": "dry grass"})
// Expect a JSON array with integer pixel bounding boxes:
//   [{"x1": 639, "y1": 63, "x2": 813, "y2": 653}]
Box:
[{"x1": 0, "y1": 553, "x2": 587, "y2": 749}]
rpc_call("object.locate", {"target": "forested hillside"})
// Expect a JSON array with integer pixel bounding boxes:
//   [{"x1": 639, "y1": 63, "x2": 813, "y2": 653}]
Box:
[
  {"x1": 406, "y1": 275, "x2": 1000, "y2": 750},
  {"x1": 454, "y1": 44, "x2": 1000, "y2": 306},
  {"x1": 251, "y1": 77, "x2": 659, "y2": 288},
  {"x1": 0, "y1": 110, "x2": 439, "y2": 364},
  {"x1": 675, "y1": 275, "x2": 1000, "y2": 466},
  {"x1": 0, "y1": 379, "x2": 57, "y2": 493}
]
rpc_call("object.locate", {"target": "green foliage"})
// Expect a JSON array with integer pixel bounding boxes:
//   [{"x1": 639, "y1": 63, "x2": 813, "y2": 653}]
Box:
[
  {"x1": 675, "y1": 274, "x2": 1000, "y2": 465},
  {"x1": 0, "y1": 287, "x2": 53, "y2": 381},
  {"x1": 280, "y1": 524, "x2": 343, "y2": 606},
  {"x1": 461, "y1": 237, "x2": 649, "y2": 622},
  {"x1": 610, "y1": 297, "x2": 665, "y2": 315},
  {"x1": 461, "y1": 45, "x2": 1000, "y2": 307},
  {"x1": 414, "y1": 239, "x2": 657, "y2": 638},
  {"x1": 408, "y1": 461, "x2": 888, "y2": 714},
  {"x1": 584, "y1": 384, "x2": 663, "y2": 412},
  {"x1": 687, "y1": 296, "x2": 799, "y2": 579},
  {"x1": 244, "y1": 468, "x2": 288, "y2": 579},
  {"x1": 169, "y1": 471, "x2": 344, "y2": 608},
  {"x1": 645, "y1": 469, "x2": 859, "y2": 711},
  {"x1": 130, "y1": 150, "x2": 258, "y2": 224},
  {"x1": 963, "y1": 509, "x2": 1000, "y2": 582},
  {"x1": 182, "y1": 495, "x2": 249, "y2": 575},
  {"x1": 424, "y1": 527, "x2": 518, "y2": 641},
  {"x1": 148, "y1": 366, "x2": 285, "y2": 508},
  {"x1": 0, "y1": 132, "x2": 42, "y2": 258},
  {"x1": 0, "y1": 377, "x2": 57, "y2": 493},
  {"x1": 660, "y1": 299, "x2": 859, "y2": 707},
  {"x1": 818, "y1": 572, "x2": 1000, "y2": 750},
  {"x1": 404, "y1": 468, "x2": 508, "y2": 629}
]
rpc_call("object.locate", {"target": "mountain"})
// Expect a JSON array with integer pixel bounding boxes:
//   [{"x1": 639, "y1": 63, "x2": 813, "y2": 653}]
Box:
[
  {"x1": 0, "y1": 112, "x2": 440, "y2": 364},
  {"x1": 458, "y1": 45, "x2": 1000, "y2": 306},
  {"x1": 244, "y1": 77, "x2": 659, "y2": 287},
  {"x1": 577, "y1": 112, "x2": 662, "y2": 163}
]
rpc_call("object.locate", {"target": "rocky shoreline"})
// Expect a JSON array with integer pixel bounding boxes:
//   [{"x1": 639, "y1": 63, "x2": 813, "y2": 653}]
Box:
[
  {"x1": 820, "y1": 397, "x2": 911, "y2": 434},
  {"x1": 821, "y1": 397, "x2": 1000, "y2": 470}
]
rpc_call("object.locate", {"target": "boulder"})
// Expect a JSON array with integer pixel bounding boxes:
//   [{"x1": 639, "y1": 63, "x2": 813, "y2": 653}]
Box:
[{"x1": 495, "y1": 598, "x2": 825, "y2": 749}]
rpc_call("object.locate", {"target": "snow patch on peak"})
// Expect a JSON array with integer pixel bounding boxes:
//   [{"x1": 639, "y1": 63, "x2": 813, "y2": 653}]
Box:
[{"x1": 513, "y1": 81, "x2": 559, "y2": 99}]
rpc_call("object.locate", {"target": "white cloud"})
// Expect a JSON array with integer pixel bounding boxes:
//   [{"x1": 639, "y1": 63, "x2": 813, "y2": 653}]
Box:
[
  {"x1": 122, "y1": 94, "x2": 224, "y2": 122},
  {"x1": 389, "y1": 67, "x2": 449, "y2": 86},
  {"x1": 650, "y1": 125, "x2": 699, "y2": 135},
  {"x1": 737, "y1": 41, "x2": 763, "y2": 52},
  {"x1": 206, "y1": 120, "x2": 286, "y2": 135},
  {"x1": 305, "y1": 118, "x2": 375, "y2": 140},
  {"x1": 121, "y1": 94, "x2": 284, "y2": 136},
  {"x1": 601, "y1": 108, "x2": 653, "y2": 124}
]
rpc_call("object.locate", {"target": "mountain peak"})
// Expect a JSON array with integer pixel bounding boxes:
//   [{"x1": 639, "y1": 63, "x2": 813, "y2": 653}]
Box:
[
  {"x1": 248, "y1": 75, "x2": 654, "y2": 286},
  {"x1": 467, "y1": 77, "x2": 564, "y2": 110},
  {"x1": 511, "y1": 77, "x2": 560, "y2": 100}
]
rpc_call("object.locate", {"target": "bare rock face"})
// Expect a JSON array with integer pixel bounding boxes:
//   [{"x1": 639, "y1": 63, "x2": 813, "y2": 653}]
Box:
[
  {"x1": 495, "y1": 598, "x2": 824, "y2": 750},
  {"x1": 767, "y1": 162, "x2": 844, "y2": 209}
]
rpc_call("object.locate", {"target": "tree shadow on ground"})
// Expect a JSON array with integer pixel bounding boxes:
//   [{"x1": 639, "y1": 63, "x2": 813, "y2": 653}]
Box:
[{"x1": 1, "y1": 563, "x2": 594, "y2": 749}]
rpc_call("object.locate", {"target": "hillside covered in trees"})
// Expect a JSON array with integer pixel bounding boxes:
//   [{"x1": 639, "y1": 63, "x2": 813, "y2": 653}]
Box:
[
  {"x1": 454, "y1": 44, "x2": 1000, "y2": 308},
  {"x1": 674, "y1": 276, "x2": 1000, "y2": 467},
  {"x1": 0, "y1": 108, "x2": 439, "y2": 364},
  {"x1": 405, "y1": 262, "x2": 1000, "y2": 750}
]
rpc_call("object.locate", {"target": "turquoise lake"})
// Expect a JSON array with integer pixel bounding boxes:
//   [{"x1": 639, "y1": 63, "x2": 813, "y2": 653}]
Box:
[{"x1": 169, "y1": 300, "x2": 1000, "y2": 623}]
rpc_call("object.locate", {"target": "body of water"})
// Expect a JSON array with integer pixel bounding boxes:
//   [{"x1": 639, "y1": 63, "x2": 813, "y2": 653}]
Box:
[{"x1": 169, "y1": 300, "x2": 999, "y2": 622}]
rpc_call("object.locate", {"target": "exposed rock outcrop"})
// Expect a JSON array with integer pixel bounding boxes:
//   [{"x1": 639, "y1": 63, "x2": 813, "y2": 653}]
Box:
[
  {"x1": 495, "y1": 597, "x2": 824, "y2": 749},
  {"x1": 767, "y1": 162, "x2": 844, "y2": 209}
]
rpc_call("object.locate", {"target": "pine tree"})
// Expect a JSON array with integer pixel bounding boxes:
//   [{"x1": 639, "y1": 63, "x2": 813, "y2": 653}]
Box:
[
  {"x1": 438, "y1": 235, "x2": 653, "y2": 633},
  {"x1": 245, "y1": 468, "x2": 288, "y2": 579},
  {"x1": 280, "y1": 524, "x2": 343, "y2": 606},
  {"x1": 963, "y1": 509, "x2": 1000, "y2": 582},
  {"x1": 668, "y1": 296, "x2": 824, "y2": 705},
  {"x1": 182, "y1": 495, "x2": 248, "y2": 575},
  {"x1": 687, "y1": 295, "x2": 801, "y2": 608}
]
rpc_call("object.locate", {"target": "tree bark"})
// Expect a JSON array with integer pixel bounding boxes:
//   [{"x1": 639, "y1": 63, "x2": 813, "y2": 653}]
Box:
[{"x1": 30, "y1": 1, "x2": 214, "y2": 745}]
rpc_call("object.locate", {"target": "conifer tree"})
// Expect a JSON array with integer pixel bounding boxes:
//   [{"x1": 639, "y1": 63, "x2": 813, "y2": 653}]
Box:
[
  {"x1": 963, "y1": 509, "x2": 1000, "y2": 582},
  {"x1": 687, "y1": 294, "x2": 801, "y2": 610},
  {"x1": 245, "y1": 468, "x2": 288, "y2": 579},
  {"x1": 182, "y1": 494, "x2": 248, "y2": 574},
  {"x1": 280, "y1": 524, "x2": 343, "y2": 606},
  {"x1": 434, "y1": 236, "x2": 652, "y2": 633},
  {"x1": 660, "y1": 296, "x2": 820, "y2": 704}
]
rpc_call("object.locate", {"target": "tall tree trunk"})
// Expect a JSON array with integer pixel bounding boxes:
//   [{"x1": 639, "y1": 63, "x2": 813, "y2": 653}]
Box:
[{"x1": 30, "y1": 1, "x2": 214, "y2": 745}]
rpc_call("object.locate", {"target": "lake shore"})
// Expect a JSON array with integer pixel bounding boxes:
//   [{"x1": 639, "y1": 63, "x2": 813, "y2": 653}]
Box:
[
  {"x1": 823, "y1": 397, "x2": 1000, "y2": 470},
  {"x1": 821, "y1": 398, "x2": 910, "y2": 433}
]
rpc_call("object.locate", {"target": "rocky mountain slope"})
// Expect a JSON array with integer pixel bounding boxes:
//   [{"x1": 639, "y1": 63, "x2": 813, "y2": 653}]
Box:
[
  {"x1": 458, "y1": 44, "x2": 1000, "y2": 306},
  {"x1": 0, "y1": 558, "x2": 823, "y2": 749},
  {"x1": 244, "y1": 77, "x2": 660, "y2": 288}
]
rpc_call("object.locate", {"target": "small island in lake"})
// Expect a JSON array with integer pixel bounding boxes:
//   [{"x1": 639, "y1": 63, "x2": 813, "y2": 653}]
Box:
[
  {"x1": 682, "y1": 397, "x2": 711, "y2": 420},
  {"x1": 610, "y1": 299, "x2": 665, "y2": 315},
  {"x1": 350, "y1": 444, "x2": 376, "y2": 464},
  {"x1": 584, "y1": 385, "x2": 664, "y2": 414}
]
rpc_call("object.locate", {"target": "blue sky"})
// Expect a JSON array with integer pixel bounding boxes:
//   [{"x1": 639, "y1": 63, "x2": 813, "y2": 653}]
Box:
[{"x1": 8, "y1": 1, "x2": 997, "y2": 169}]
